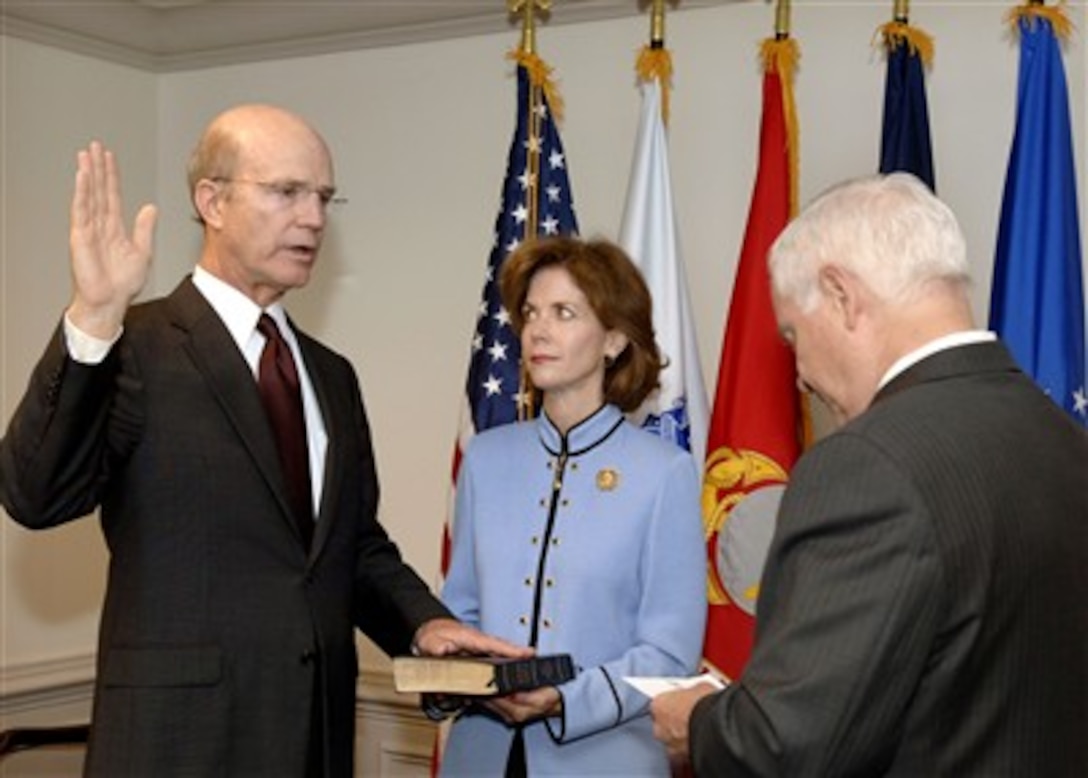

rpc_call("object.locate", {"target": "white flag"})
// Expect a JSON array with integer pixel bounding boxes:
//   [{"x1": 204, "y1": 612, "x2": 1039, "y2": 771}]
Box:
[{"x1": 619, "y1": 78, "x2": 709, "y2": 465}]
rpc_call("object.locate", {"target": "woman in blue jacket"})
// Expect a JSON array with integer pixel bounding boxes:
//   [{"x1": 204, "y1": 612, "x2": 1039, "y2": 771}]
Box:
[{"x1": 440, "y1": 236, "x2": 707, "y2": 777}]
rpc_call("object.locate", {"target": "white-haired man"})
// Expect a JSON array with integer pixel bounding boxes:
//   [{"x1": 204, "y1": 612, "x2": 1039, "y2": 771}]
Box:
[{"x1": 652, "y1": 172, "x2": 1088, "y2": 776}]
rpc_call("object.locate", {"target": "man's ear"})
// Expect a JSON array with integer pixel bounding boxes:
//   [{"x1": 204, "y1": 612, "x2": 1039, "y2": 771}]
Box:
[
  {"x1": 818, "y1": 264, "x2": 863, "y2": 330},
  {"x1": 193, "y1": 179, "x2": 225, "y2": 228}
]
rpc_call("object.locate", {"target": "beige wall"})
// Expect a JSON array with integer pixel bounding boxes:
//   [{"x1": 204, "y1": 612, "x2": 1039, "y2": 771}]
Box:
[
  {"x1": 1, "y1": 39, "x2": 156, "y2": 675},
  {"x1": 3, "y1": 0, "x2": 1086, "y2": 698}
]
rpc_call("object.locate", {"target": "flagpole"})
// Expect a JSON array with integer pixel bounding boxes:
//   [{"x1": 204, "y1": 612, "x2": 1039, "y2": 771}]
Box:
[
  {"x1": 764, "y1": 0, "x2": 798, "y2": 214},
  {"x1": 508, "y1": 0, "x2": 549, "y2": 242},
  {"x1": 650, "y1": 0, "x2": 667, "y2": 46},
  {"x1": 508, "y1": 0, "x2": 567, "y2": 420},
  {"x1": 775, "y1": 0, "x2": 791, "y2": 39},
  {"x1": 509, "y1": 0, "x2": 550, "y2": 56},
  {"x1": 637, "y1": 0, "x2": 675, "y2": 124}
]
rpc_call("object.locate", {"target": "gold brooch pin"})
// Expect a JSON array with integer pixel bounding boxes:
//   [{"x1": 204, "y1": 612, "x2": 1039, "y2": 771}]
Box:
[{"x1": 596, "y1": 468, "x2": 620, "y2": 491}]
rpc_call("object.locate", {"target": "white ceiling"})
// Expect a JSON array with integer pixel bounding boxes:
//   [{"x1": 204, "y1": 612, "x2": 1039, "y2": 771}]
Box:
[{"x1": 0, "y1": 0, "x2": 731, "y2": 73}]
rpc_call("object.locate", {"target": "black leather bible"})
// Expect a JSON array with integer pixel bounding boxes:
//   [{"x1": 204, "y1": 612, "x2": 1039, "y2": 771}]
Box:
[{"x1": 392, "y1": 653, "x2": 575, "y2": 696}]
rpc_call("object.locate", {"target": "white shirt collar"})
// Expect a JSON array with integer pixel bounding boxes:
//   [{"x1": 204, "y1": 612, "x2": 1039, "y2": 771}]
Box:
[
  {"x1": 191, "y1": 265, "x2": 289, "y2": 350},
  {"x1": 878, "y1": 330, "x2": 997, "y2": 389}
]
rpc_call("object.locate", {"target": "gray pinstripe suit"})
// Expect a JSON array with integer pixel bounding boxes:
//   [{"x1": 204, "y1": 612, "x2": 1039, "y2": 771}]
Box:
[{"x1": 691, "y1": 341, "x2": 1088, "y2": 777}]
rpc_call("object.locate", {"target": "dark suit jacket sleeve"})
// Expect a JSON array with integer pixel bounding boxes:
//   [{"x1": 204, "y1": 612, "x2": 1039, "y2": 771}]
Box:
[
  {"x1": 352, "y1": 525, "x2": 452, "y2": 657},
  {"x1": 339, "y1": 361, "x2": 451, "y2": 656},
  {"x1": 0, "y1": 322, "x2": 127, "y2": 527},
  {"x1": 690, "y1": 432, "x2": 944, "y2": 777}
]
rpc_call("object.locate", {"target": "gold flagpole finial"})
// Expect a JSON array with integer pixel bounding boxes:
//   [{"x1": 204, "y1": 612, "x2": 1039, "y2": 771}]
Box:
[
  {"x1": 508, "y1": 0, "x2": 552, "y2": 55},
  {"x1": 650, "y1": 0, "x2": 667, "y2": 47},
  {"x1": 774, "y1": 0, "x2": 792, "y2": 38},
  {"x1": 893, "y1": 0, "x2": 910, "y2": 22}
]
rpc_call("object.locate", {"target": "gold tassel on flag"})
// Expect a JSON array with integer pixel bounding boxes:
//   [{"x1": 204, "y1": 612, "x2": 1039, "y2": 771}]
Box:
[
  {"x1": 1005, "y1": 0, "x2": 1074, "y2": 42},
  {"x1": 764, "y1": 0, "x2": 811, "y2": 447},
  {"x1": 760, "y1": 2, "x2": 801, "y2": 219},
  {"x1": 635, "y1": 0, "x2": 676, "y2": 125},
  {"x1": 506, "y1": 51, "x2": 565, "y2": 127},
  {"x1": 507, "y1": 0, "x2": 564, "y2": 124},
  {"x1": 876, "y1": 0, "x2": 936, "y2": 67},
  {"x1": 876, "y1": 0, "x2": 935, "y2": 71},
  {"x1": 877, "y1": 23, "x2": 935, "y2": 67}
]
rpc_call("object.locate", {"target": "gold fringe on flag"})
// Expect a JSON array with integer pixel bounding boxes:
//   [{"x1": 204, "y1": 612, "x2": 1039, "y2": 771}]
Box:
[
  {"x1": 877, "y1": 21, "x2": 935, "y2": 67},
  {"x1": 1005, "y1": 1, "x2": 1075, "y2": 42},
  {"x1": 636, "y1": 46, "x2": 674, "y2": 126},
  {"x1": 761, "y1": 37, "x2": 801, "y2": 217},
  {"x1": 507, "y1": 0, "x2": 558, "y2": 420},
  {"x1": 508, "y1": 48, "x2": 565, "y2": 126}
]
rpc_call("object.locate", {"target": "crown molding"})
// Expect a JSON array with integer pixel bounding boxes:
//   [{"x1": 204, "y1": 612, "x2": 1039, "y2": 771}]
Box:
[
  {"x1": 0, "y1": 14, "x2": 159, "y2": 71},
  {"x1": 1, "y1": 2, "x2": 732, "y2": 74},
  {"x1": 0, "y1": 0, "x2": 735, "y2": 73}
]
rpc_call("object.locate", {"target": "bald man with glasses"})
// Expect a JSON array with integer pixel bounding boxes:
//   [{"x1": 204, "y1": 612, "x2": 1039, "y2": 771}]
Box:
[{"x1": 1, "y1": 103, "x2": 525, "y2": 778}]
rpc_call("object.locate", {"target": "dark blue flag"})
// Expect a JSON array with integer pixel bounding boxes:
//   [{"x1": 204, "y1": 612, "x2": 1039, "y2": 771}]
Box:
[
  {"x1": 879, "y1": 23, "x2": 936, "y2": 191},
  {"x1": 990, "y1": 14, "x2": 1087, "y2": 426}
]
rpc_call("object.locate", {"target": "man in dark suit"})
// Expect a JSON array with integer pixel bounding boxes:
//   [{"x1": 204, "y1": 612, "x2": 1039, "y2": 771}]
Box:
[
  {"x1": 651, "y1": 173, "x2": 1088, "y2": 776},
  {"x1": 0, "y1": 104, "x2": 526, "y2": 777}
]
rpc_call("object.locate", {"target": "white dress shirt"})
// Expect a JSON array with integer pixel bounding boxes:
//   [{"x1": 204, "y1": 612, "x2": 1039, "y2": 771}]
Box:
[
  {"x1": 64, "y1": 266, "x2": 328, "y2": 516},
  {"x1": 878, "y1": 330, "x2": 997, "y2": 390}
]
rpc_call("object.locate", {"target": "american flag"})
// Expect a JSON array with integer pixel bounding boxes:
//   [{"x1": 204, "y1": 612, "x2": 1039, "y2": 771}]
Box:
[
  {"x1": 442, "y1": 58, "x2": 579, "y2": 576},
  {"x1": 430, "y1": 55, "x2": 579, "y2": 778}
]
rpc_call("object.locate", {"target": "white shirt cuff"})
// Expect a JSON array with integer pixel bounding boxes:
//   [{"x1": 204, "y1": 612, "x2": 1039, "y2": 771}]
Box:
[{"x1": 63, "y1": 312, "x2": 121, "y2": 365}]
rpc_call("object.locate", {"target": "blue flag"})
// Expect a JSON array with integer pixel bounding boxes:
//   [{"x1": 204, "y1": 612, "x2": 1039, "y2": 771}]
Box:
[
  {"x1": 990, "y1": 15, "x2": 1087, "y2": 426},
  {"x1": 878, "y1": 25, "x2": 936, "y2": 191}
]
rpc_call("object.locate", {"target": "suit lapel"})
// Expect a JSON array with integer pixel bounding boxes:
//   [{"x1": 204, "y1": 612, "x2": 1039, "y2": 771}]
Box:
[{"x1": 165, "y1": 279, "x2": 312, "y2": 554}]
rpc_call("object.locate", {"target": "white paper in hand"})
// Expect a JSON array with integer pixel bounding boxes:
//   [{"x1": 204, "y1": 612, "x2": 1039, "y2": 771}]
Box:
[{"x1": 623, "y1": 672, "x2": 728, "y2": 699}]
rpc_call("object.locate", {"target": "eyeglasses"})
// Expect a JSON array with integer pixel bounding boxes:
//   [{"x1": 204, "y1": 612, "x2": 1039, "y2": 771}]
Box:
[{"x1": 213, "y1": 178, "x2": 347, "y2": 211}]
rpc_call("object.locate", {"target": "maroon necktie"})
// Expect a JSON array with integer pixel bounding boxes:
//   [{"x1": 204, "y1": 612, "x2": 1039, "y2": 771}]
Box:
[{"x1": 257, "y1": 314, "x2": 314, "y2": 550}]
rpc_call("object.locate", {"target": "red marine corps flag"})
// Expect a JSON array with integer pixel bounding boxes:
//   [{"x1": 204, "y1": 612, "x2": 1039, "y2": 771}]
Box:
[{"x1": 701, "y1": 27, "x2": 806, "y2": 681}]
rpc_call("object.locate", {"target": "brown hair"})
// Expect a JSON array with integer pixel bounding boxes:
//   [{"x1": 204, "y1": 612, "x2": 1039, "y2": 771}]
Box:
[{"x1": 499, "y1": 236, "x2": 664, "y2": 412}]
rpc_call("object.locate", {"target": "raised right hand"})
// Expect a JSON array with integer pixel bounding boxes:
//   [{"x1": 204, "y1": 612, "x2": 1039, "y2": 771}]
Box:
[{"x1": 67, "y1": 141, "x2": 158, "y2": 339}]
